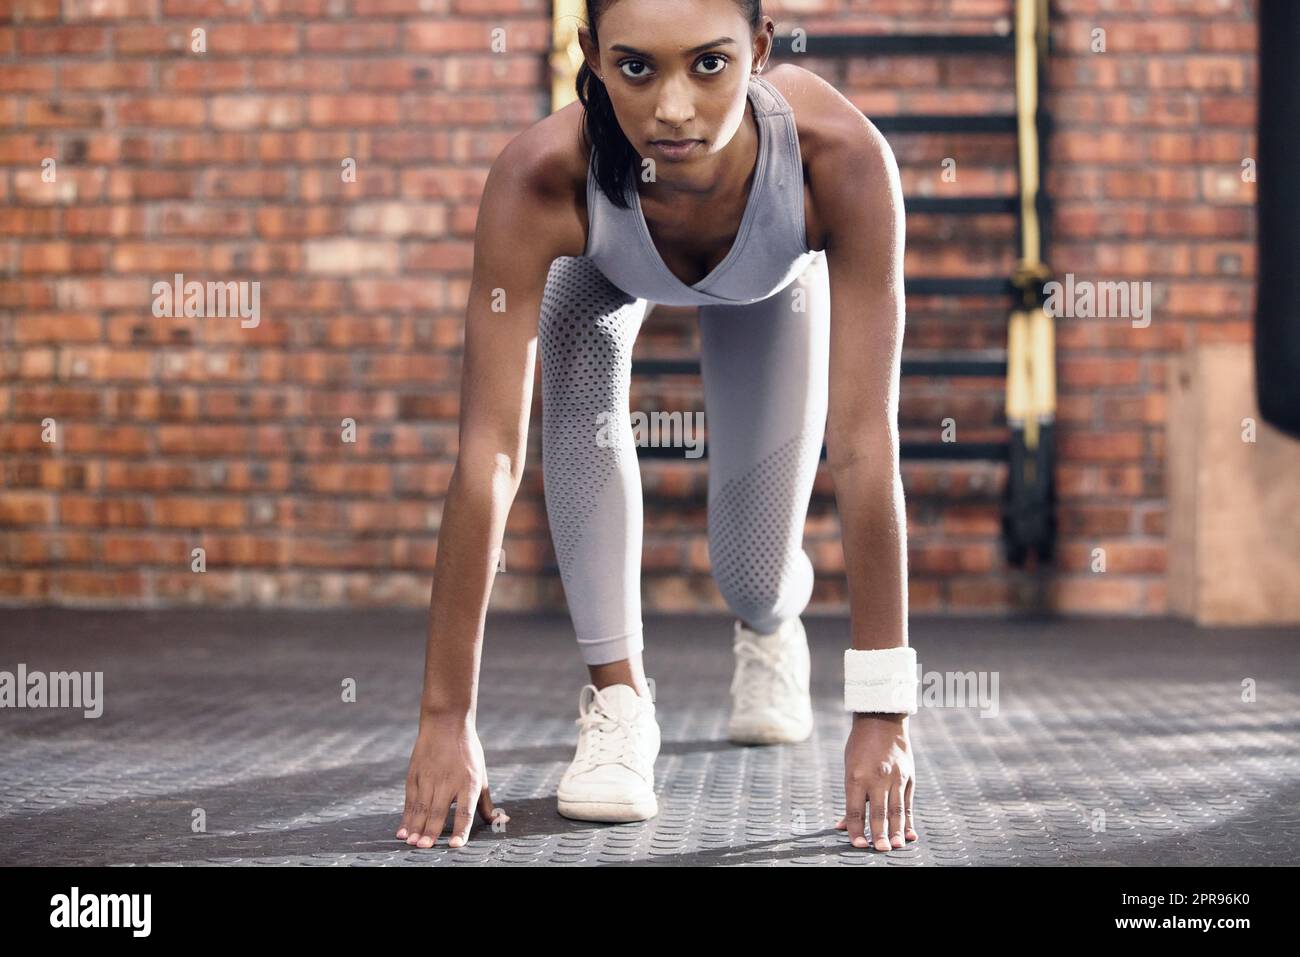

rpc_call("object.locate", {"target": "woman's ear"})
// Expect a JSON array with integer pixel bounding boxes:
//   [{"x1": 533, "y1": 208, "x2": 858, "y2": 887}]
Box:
[
  {"x1": 577, "y1": 27, "x2": 603, "y2": 80},
  {"x1": 751, "y1": 16, "x2": 775, "y2": 74}
]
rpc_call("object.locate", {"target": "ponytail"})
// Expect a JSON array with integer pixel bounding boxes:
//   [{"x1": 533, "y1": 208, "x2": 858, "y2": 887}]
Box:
[{"x1": 577, "y1": 58, "x2": 639, "y2": 210}]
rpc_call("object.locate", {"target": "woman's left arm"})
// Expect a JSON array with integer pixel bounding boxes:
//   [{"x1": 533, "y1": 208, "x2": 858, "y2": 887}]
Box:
[
  {"x1": 809, "y1": 102, "x2": 917, "y2": 852},
  {"x1": 819, "y1": 116, "x2": 908, "y2": 654}
]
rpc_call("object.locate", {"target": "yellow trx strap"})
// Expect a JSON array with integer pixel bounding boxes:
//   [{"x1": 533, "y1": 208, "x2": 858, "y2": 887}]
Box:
[{"x1": 1008, "y1": 0, "x2": 1055, "y2": 452}]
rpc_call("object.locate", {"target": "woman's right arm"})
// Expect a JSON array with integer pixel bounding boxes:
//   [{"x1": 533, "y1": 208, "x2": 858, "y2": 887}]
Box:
[
  {"x1": 419, "y1": 140, "x2": 568, "y2": 721},
  {"x1": 400, "y1": 132, "x2": 579, "y2": 848}
]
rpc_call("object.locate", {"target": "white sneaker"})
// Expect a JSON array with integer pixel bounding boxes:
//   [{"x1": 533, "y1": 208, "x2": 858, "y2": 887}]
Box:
[
  {"x1": 556, "y1": 683, "x2": 661, "y2": 822},
  {"x1": 727, "y1": 616, "x2": 814, "y2": 744}
]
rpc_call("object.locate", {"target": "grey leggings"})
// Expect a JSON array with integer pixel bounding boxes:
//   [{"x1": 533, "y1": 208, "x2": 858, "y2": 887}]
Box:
[{"x1": 538, "y1": 252, "x2": 830, "y2": 666}]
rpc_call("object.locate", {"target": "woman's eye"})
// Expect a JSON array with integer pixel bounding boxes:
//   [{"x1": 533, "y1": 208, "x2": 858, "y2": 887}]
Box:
[{"x1": 616, "y1": 56, "x2": 726, "y2": 79}]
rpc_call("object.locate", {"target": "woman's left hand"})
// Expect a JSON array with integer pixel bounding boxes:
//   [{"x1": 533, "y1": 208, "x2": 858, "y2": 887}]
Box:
[{"x1": 836, "y1": 712, "x2": 917, "y2": 851}]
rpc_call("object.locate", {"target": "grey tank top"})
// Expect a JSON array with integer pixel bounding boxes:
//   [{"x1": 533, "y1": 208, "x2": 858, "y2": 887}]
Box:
[{"x1": 582, "y1": 73, "x2": 820, "y2": 308}]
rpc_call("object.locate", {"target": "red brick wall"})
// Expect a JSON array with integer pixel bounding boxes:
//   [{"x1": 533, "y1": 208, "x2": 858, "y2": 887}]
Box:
[{"x1": 0, "y1": 0, "x2": 1257, "y2": 614}]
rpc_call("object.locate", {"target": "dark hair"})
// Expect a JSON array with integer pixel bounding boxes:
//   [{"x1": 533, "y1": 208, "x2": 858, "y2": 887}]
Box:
[{"x1": 577, "y1": 0, "x2": 763, "y2": 210}]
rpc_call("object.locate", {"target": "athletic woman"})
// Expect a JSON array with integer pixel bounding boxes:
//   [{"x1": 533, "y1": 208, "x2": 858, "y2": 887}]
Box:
[{"x1": 397, "y1": 0, "x2": 919, "y2": 853}]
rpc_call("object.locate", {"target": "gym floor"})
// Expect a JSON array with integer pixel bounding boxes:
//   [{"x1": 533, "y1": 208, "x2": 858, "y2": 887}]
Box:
[{"x1": 1, "y1": 608, "x2": 1297, "y2": 867}]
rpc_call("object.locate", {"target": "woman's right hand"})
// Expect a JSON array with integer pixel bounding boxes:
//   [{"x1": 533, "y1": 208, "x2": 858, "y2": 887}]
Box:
[{"x1": 397, "y1": 712, "x2": 507, "y2": 848}]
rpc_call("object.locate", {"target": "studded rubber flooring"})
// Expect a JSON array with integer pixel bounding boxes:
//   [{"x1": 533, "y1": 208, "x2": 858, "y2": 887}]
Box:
[{"x1": 0, "y1": 608, "x2": 1297, "y2": 866}]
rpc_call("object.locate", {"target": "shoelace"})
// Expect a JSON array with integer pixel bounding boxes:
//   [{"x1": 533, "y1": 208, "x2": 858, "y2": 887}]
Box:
[
  {"x1": 572, "y1": 692, "x2": 650, "y2": 776},
  {"x1": 730, "y1": 636, "x2": 803, "y2": 714}
]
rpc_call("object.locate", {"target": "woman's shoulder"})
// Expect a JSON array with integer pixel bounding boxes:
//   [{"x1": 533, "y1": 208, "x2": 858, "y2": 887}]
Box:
[
  {"x1": 488, "y1": 99, "x2": 591, "y2": 259},
  {"x1": 765, "y1": 63, "x2": 884, "y2": 167},
  {"x1": 765, "y1": 64, "x2": 900, "y2": 250},
  {"x1": 764, "y1": 65, "x2": 838, "y2": 161}
]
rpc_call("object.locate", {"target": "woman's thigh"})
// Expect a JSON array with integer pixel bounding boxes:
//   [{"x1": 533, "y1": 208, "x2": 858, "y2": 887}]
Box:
[
  {"x1": 697, "y1": 252, "x2": 830, "y2": 487},
  {"x1": 696, "y1": 253, "x2": 831, "y2": 598}
]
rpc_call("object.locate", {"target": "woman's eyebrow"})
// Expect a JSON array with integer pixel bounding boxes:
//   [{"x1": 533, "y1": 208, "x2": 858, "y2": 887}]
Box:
[{"x1": 609, "y1": 37, "x2": 736, "y2": 58}]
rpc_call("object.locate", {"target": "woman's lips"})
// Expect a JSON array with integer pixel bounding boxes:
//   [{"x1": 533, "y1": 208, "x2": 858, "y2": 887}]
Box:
[{"x1": 651, "y1": 139, "x2": 701, "y2": 159}]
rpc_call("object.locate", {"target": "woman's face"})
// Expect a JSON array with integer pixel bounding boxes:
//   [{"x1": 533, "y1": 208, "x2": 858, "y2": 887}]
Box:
[{"x1": 582, "y1": 1, "x2": 767, "y2": 168}]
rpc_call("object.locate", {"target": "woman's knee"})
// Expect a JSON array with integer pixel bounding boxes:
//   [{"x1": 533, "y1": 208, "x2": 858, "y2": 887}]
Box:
[
  {"x1": 711, "y1": 548, "x2": 814, "y2": 634},
  {"x1": 708, "y1": 519, "x2": 815, "y2": 629}
]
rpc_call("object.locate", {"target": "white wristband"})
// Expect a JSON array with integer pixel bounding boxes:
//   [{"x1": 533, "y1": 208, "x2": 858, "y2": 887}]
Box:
[{"x1": 844, "y1": 646, "x2": 918, "y2": 715}]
